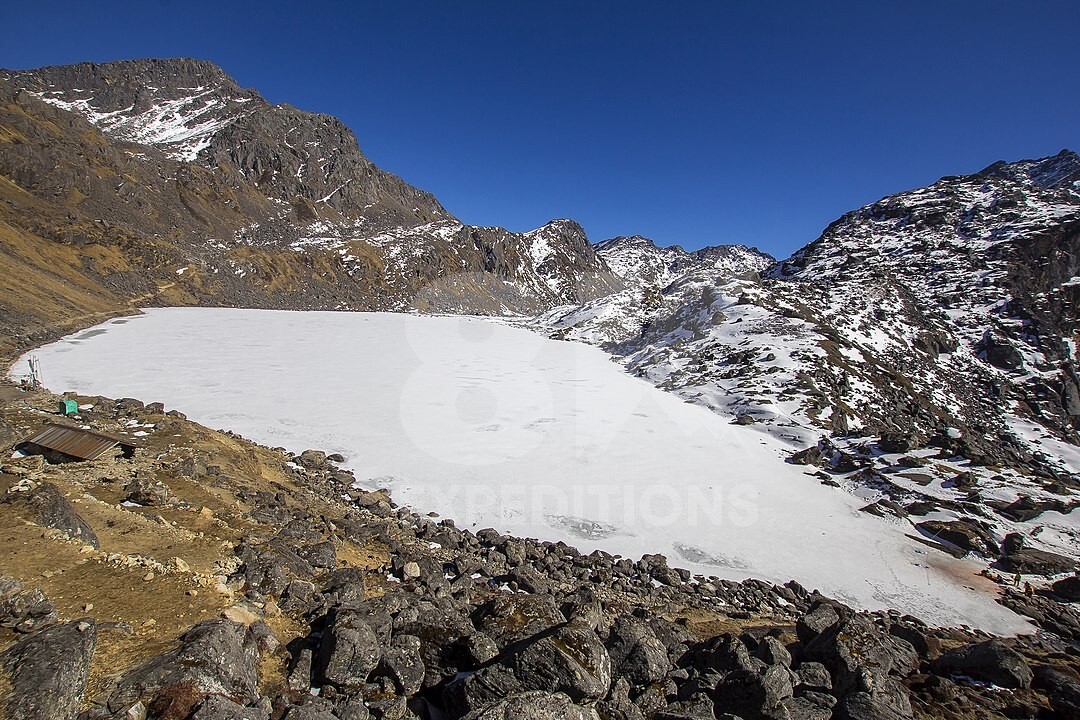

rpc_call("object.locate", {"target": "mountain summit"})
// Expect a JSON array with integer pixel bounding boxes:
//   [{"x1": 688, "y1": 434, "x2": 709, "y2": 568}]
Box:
[{"x1": 0, "y1": 58, "x2": 622, "y2": 353}]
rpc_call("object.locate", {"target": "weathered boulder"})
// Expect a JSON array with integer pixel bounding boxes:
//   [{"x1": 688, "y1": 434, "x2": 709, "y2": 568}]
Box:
[
  {"x1": 1053, "y1": 575, "x2": 1080, "y2": 601},
  {"x1": 6, "y1": 482, "x2": 99, "y2": 548},
  {"x1": 915, "y1": 519, "x2": 998, "y2": 556},
  {"x1": 315, "y1": 608, "x2": 382, "y2": 690},
  {"x1": 933, "y1": 639, "x2": 1032, "y2": 689},
  {"x1": 460, "y1": 690, "x2": 600, "y2": 720},
  {"x1": 124, "y1": 477, "x2": 170, "y2": 506},
  {"x1": 190, "y1": 694, "x2": 270, "y2": 720},
  {"x1": 0, "y1": 618, "x2": 96, "y2": 720},
  {"x1": 0, "y1": 579, "x2": 58, "y2": 634},
  {"x1": 103, "y1": 620, "x2": 261, "y2": 714},
  {"x1": 511, "y1": 621, "x2": 612, "y2": 702},
  {"x1": 795, "y1": 602, "x2": 841, "y2": 645},
  {"x1": 755, "y1": 635, "x2": 792, "y2": 667},
  {"x1": 1035, "y1": 666, "x2": 1080, "y2": 720},
  {"x1": 607, "y1": 615, "x2": 671, "y2": 685},
  {"x1": 712, "y1": 664, "x2": 794, "y2": 720},
  {"x1": 444, "y1": 664, "x2": 525, "y2": 716}
]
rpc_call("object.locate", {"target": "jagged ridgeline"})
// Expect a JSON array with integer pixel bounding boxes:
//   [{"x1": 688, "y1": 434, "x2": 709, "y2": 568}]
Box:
[
  {"x1": 554, "y1": 151, "x2": 1080, "y2": 481},
  {"x1": 0, "y1": 58, "x2": 622, "y2": 356}
]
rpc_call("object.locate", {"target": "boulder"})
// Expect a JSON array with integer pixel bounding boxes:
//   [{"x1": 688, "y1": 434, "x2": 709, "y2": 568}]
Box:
[
  {"x1": 607, "y1": 615, "x2": 671, "y2": 685},
  {"x1": 1035, "y1": 666, "x2": 1080, "y2": 720},
  {"x1": 1053, "y1": 575, "x2": 1080, "y2": 601},
  {"x1": 914, "y1": 519, "x2": 998, "y2": 556},
  {"x1": 190, "y1": 694, "x2": 270, "y2": 720},
  {"x1": 796, "y1": 603, "x2": 841, "y2": 644},
  {"x1": 460, "y1": 690, "x2": 600, "y2": 720},
  {"x1": 712, "y1": 664, "x2": 794, "y2": 720},
  {"x1": 444, "y1": 664, "x2": 525, "y2": 716},
  {"x1": 103, "y1": 620, "x2": 261, "y2": 713},
  {"x1": 7, "y1": 482, "x2": 99, "y2": 549},
  {"x1": 933, "y1": 639, "x2": 1032, "y2": 689},
  {"x1": 315, "y1": 608, "x2": 382, "y2": 690},
  {"x1": 511, "y1": 621, "x2": 612, "y2": 702},
  {"x1": 0, "y1": 583, "x2": 58, "y2": 634},
  {"x1": 0, "y1": 618, "x2": 96, "y2": 720},
  {"x1": 124, "y1": 477, "x2": 170, "y2": 506}
]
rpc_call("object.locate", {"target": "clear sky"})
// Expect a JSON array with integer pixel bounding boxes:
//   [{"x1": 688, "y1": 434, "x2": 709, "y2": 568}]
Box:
[{"x1": 4, "y1": 1, "x2": 1078, "y2": 257}]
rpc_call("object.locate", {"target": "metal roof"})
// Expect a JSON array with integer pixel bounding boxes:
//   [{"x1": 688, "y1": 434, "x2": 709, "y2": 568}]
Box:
[{"x1": 24, "y1": 423, "x2": 135, "y2": 461}]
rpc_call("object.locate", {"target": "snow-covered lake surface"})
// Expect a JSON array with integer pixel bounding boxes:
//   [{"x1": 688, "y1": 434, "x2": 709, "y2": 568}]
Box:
[{"x1": 13, "y1": 308, "x2": 1029, "y2": 633}]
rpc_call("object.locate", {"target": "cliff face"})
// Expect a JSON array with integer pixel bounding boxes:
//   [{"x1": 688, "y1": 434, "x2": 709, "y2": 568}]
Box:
[{"x1": 0, "y1": 58, "x2": 622, "y2": 357}]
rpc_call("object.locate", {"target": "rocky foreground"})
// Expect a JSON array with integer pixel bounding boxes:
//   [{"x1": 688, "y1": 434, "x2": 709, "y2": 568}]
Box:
[{"x1": 0, "y1": 383, "x2": 1079, "y2": 720}]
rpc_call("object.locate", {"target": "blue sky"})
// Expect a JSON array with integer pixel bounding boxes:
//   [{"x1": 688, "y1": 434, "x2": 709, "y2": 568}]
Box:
[{"x1": 5, "y1": 1, "x2": 1078, "y2": 257}]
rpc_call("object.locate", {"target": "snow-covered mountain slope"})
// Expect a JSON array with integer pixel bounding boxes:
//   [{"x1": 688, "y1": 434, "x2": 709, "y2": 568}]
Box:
[
  {"x1": 596, "y1": 234, "x2": 773, "y2": 287},
  {"x1": 534, "y1": 151, "x2": 1080, "y2": 586},
  {"x1": 0, "y1": 59, "x2": 621, "y2": 332}
]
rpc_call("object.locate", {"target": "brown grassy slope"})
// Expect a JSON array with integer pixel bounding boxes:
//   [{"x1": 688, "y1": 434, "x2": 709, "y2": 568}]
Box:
[{"x1": 0, "y1": 383, "x2": 391, "y2": 704}]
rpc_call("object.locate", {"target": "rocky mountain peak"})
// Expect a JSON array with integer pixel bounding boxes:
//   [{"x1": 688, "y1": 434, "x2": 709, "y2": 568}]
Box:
[
  {"x1": 978, "y1": 148, "x2": 1080, "y2": 189},
  {"x1": 596, "y1": 234, "x2": 772, "y2": 288}
]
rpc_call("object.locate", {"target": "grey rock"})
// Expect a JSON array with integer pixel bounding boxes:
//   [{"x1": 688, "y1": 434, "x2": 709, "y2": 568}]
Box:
[
  {"x1": 0, "y1": 618, "x2": 96, "y2": 720},
  {"x1": 374, "y1": 634, "x2": 425, "y2": 696},
  {"x1": 460, "y1": 690, "x2": 600, "y2": 720},
  {"x1": 511, "y1": 621, "x2": 612, "y2": 702},
  {"x1": 8, "y1": 482, "x2": 99, "y2": 548},
  {"x1": 755, "y1": 636, "x2": 792, "y2": 667},
  {"x1": 794, "y1": 662, "x2": 832, "y2": 693},
  {"x1": 795, "y1": 603, "x2": 840, "y2": 645},
  {"x1": 444, "y1": 664, "x2": 525, "y2": 716},
  {"x1": 124, "y1": 477, "x2": 169, "y2": 507},
  {"x1": 190, "y1": 694, "x2": 269, "y2": 720},
  {"x1": 316, "y1": 608, "x2": 382, "y2": 690},
  {"x1": 0, "y1": 586, "x2": 58, "y2": 633},
  {"x1": 103, "y1": 620, "x2": 261, "y2": 712},
  {"x1": 607, "y1": 615, "x2": 671, "y2": 685},
  {"x1": 933, "y1": 639, "x2": 1032, "y2": 689},
  {"x1": 296, "y1": 541, "x2": 337, "y2": 570}
]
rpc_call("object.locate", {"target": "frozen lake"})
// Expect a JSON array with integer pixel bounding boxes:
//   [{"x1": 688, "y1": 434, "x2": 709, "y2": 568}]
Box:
[{"x1": 13, "y1": 307, "x2": 1028, "y2": 632}]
